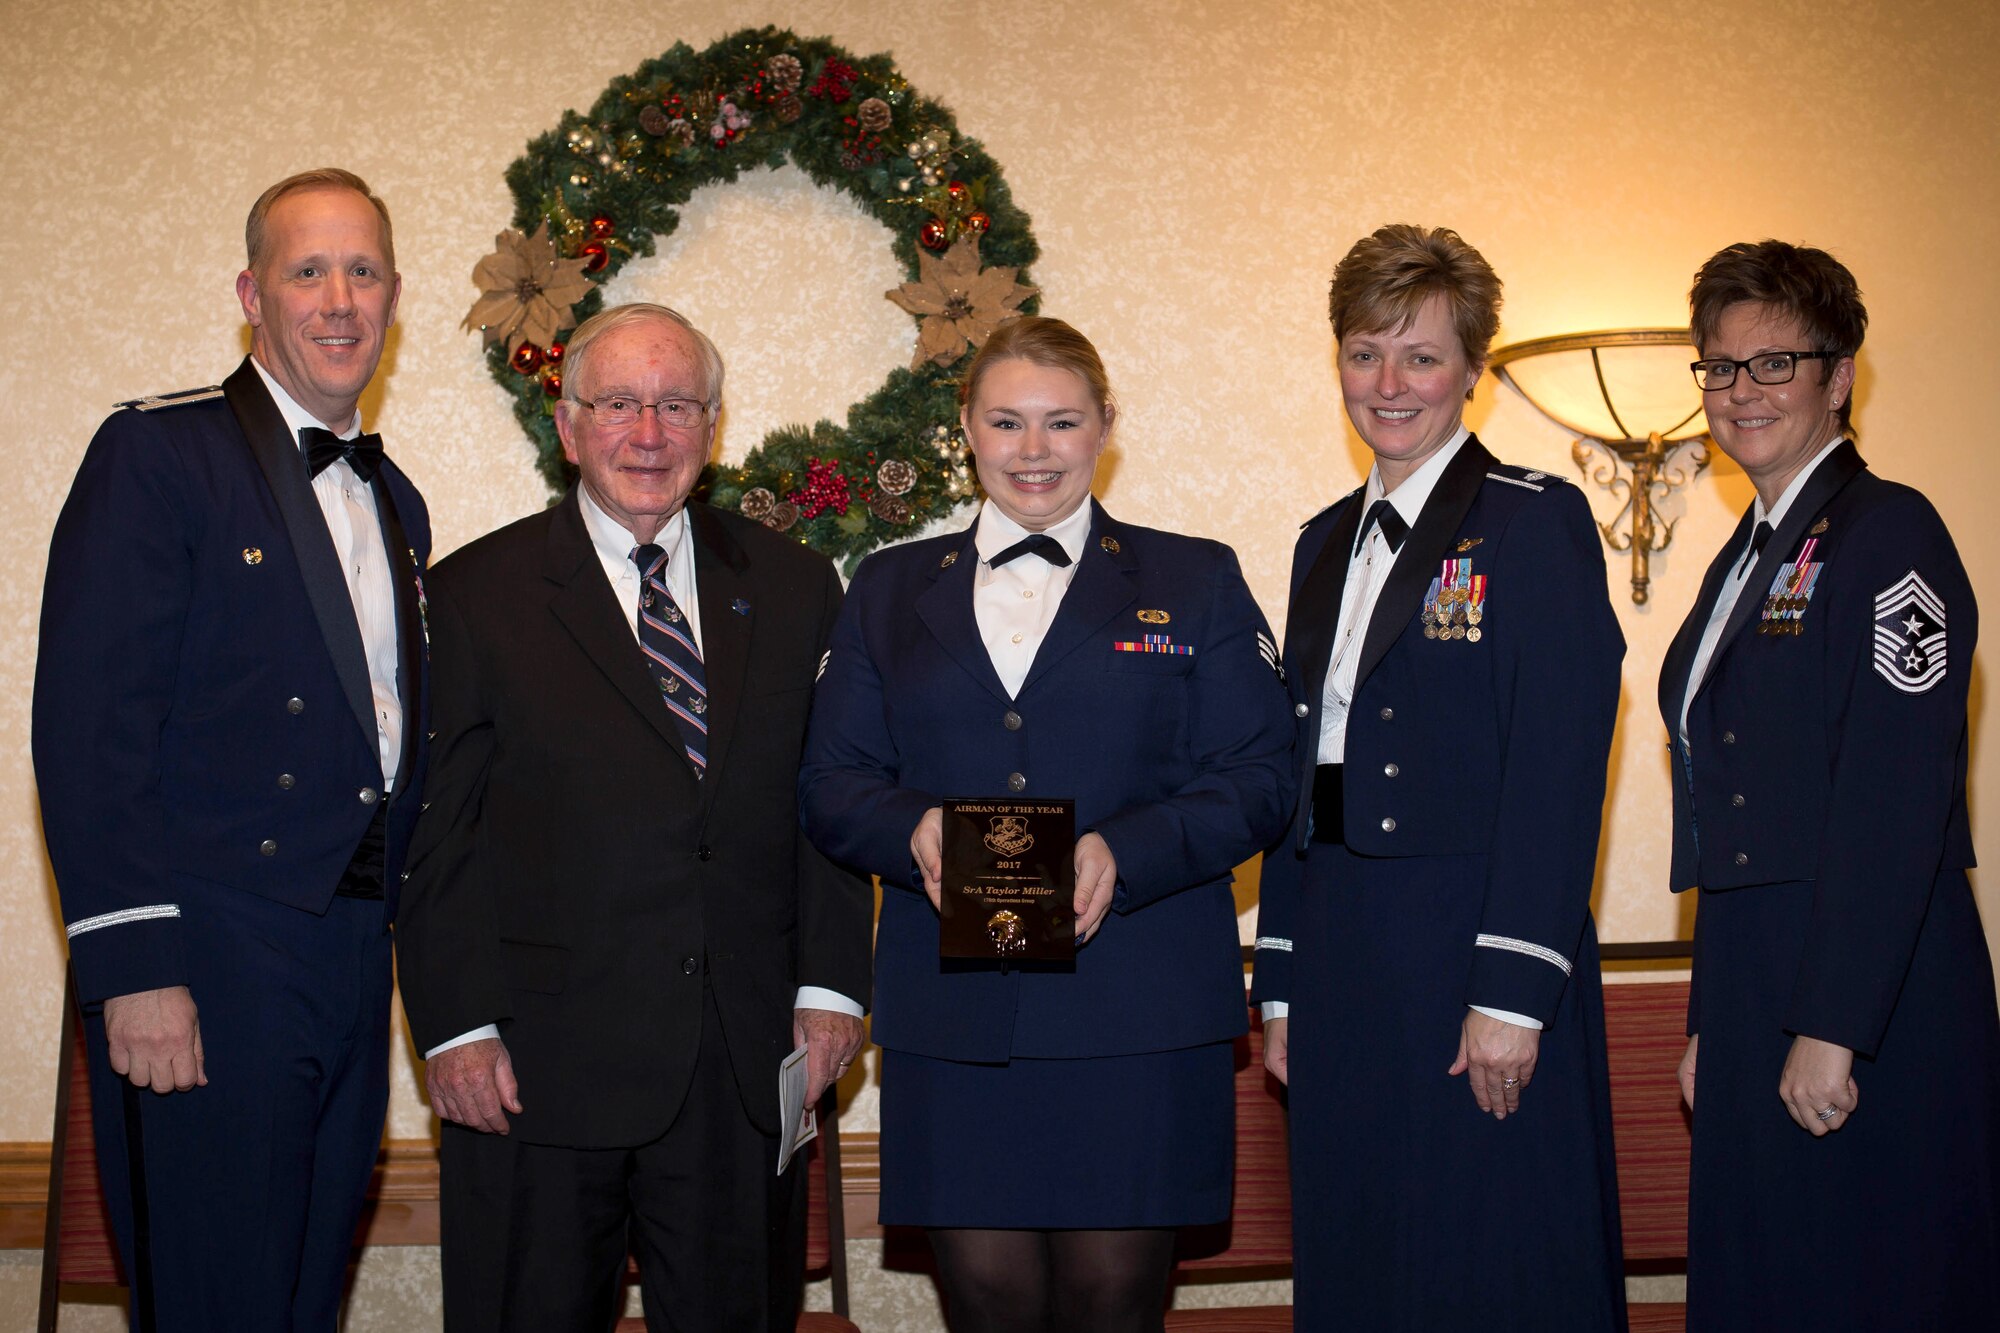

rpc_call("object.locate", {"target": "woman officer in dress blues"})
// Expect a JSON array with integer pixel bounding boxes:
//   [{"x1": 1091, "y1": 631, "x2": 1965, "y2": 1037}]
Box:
[
  {"x1": 1665, "y1": 240, "x2": 2000, "y2": 1329},
  {"x1": 1252, "y1": 225, "x2": 1627, "y2": 1330},
  {"x1": 800, "y1": 316, "x2": 1293, "y2": 1332}
]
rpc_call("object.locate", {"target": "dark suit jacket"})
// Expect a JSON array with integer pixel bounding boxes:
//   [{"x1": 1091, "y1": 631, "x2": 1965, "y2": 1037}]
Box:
[
  {"x1": 35, "y1": 359, "x2": 430, "y2": 1004},
  {"x1": 1251, "y1": 438, "x2": 1624, "y2": 1025},
  {"x1": 798, "y1": 501, "x2": 1295, "y2": 1062},
  {"x1": 395, "y1": 491, "x2": 873, "y2": 1147},
  {"x1": 1660, "y1": 441, "x2": 1977, "y2": 1055}
]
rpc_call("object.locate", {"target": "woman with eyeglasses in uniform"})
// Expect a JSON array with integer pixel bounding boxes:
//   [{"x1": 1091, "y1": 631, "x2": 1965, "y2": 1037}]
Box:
[{"x1": 1663, "y1": 239, "x2": 2000, "y2": 1330}]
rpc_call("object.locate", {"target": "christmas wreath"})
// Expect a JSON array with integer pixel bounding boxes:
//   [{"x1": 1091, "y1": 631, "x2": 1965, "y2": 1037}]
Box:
[{"x1": 464, "y1": 27, "x2": 1041, "y2": 566}]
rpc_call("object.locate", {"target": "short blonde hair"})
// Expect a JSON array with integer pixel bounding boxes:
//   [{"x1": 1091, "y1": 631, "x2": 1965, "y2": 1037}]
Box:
[
  {"x1": 245, "y1": 168, "x2": 394, "y2": 273},
  {"x1": 959, "y1": 317, "x2": 1115, "y2": 422},
  {"x1": 1328, "y1": 224, "x2": 1503, "y2": 381}
]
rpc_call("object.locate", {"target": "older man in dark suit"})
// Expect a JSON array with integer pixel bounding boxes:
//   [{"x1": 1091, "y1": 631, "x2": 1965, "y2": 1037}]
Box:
[
  {"x1": 34, "y1": 168, "x2": 430, "y2": 1331},
  {"x1": 396, "y1": 301, "x2": 872, "y2": 1332}
]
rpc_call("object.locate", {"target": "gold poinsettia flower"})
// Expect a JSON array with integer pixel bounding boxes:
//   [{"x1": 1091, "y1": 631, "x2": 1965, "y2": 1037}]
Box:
[
  {"x1": 885, "y1": 235, "x2": 1038, "y2": 370},
  {"x1": 461, "y1": 221, "x2": 597, "y2": 354}
]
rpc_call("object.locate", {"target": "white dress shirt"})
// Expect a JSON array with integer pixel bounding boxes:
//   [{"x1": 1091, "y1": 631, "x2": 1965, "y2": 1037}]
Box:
[
  {"x1": 970, "y1": 498, "x2": 1094, "y2": 697},
  {"x1": 252, "y1": 359, "x2": 402, "y2": 791},
  {"x1": 1678, "y1": 435, "x2": 1848, "y2": 745},
  {"x1": 1267, "y1": 428, "x2": 1535, "y2": 1030},
  {"x1": 425, "y1": 489, "x2": 860, "y2": 1060}
]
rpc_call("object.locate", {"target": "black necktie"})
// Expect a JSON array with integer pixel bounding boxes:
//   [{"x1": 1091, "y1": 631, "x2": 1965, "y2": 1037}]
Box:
[
  {"x1": 1736, "y1": 520, "x2": 1774, "y2": 576},
  {"x1": 632, "y1": 543, "x2": 710, "y2": 776},
  {"x1": 300, "y1": 426, "x2": 385, "y2": 482},
  {"x1": 989, "y1": 533, "x2": 1073, "y2": 569},
  {"x1": 1355, "y1": 498, "x2": 1409, "y2": 557}
]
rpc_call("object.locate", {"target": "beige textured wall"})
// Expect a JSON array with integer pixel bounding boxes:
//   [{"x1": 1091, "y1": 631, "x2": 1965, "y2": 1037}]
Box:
[{"x1": 2, "y1": 0, "x2": 1995, "y2": 1176}]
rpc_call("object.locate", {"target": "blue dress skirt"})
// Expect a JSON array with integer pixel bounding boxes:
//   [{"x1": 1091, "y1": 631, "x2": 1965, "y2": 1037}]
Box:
[
  {"x1": 1288, "y1": 846, "x2": 1627, "y2": 1332},
  {"x1": 1687, "y1": 871, "x2": 2000, "y2": 1330},
  {"x1": 878, "y1": 1040, "x2": 1236, "y2": 1229}
]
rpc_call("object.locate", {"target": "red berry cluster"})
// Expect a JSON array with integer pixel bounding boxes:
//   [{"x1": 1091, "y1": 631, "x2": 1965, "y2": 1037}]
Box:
[
  {"x1": 840, "y1": 116, "x2": 885, "y2": 166},
  {"x1": 807, "y1": 59, "x2": 858, "y2": 101},
  {"x1": 791, "y1": 458, "x2": 853, "y2": 518}
]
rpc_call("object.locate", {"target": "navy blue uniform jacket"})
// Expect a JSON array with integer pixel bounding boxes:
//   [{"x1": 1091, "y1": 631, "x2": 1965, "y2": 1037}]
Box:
[
  {"x1": 1661, "y1": 441, "x2": 1977, "y2": 1056},
  {"x1": 34, "y1": 360, "x2": 430, "y2": 1004},
  {"x1": 1253, "y1": 438, "x2": 1624, "y2": 1025},
  {"x1": 799, "y1": 502, "x2": 1295, "y2": 1062}
]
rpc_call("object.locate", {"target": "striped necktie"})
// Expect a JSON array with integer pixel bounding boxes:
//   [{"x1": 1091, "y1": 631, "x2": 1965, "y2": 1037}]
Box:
[{"x1": 632, "y1": 543, "x2": 708, "y2": 775}]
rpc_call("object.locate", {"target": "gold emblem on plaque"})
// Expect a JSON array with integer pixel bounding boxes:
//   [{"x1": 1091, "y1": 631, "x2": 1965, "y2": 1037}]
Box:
[
  {"x1": 1137, "y1": 609, "x2": 1170, "y2": 624},
  {"x1": 986, "y1": 909, "x2": 1027, "y2": 954}
]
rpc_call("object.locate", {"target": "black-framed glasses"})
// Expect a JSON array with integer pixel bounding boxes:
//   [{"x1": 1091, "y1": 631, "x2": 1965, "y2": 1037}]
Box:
[
  {"x1": 577, "y1": 395, "x2": 712, "y2": 429},
  {"x1": 1690, "y1": 350, "x2": 1834, "y2": 391}
]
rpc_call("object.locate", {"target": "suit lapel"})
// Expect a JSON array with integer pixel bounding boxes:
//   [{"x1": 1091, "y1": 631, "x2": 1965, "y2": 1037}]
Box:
[
  {"x1": 224, "y1": 359, "x2": 375, "y2": 748},
  {"x1": 1698, "y1": 441, "x2": 1867, "y2": 698},
  {"x1": 1290, "y1": 491, "x2": 1365, "y2": 715},
  {"x1": 687, "y1": 504, "x2": 752, "y2": 803},
  {"x1": 1660, "y1": 507, "x2": 1753, "y2": 729},
  {"x1": 1019, "y1": 501, "x2": 1138, "y2": 697},
  {"x1": 371, "y1": 471, "x2": 425, "y2": 804},
  {"x1": 543, "y1": 491, "x2": 688, "y2": 760},
  {"x1": 1352, "y1": 436, "x2": 1494, "y2": 692},
  {"x1": 915, "y1": 524, "x2": 1013, "y2": 706}
]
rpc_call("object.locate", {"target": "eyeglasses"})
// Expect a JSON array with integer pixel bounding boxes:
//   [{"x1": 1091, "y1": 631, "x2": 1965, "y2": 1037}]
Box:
[
  {"x1": 575, "y1": 396, "x2": 713, "y2": 430},
  {"x1": 1690, "y1": 350, "x2": 1834, "y2": 392}
]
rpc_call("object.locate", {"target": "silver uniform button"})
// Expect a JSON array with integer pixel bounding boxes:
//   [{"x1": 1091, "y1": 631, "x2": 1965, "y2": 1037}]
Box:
[
  {"x1": 1380, "y1": 817, "x2": 1397, "y2": 833},
  {"x1": 1383, "y1": 763, "x2": 1399, "y2": 778},
  {"x1": 1294, "y1": 702, "x2": 1310, "y2": 718},
  {"x1": 1007, "y1": 772, "x2": 1026, "y2": 792},
  {"x1": 359, "y1": 787, "x2": 380, "y2": 805},
  {"x1": 1734, "y1": 851, "x2": 1749, "y2": 865},
  {"x1": 1379, "y1": 707, "x2": 1394, "y2": 722},
  {"x1": 277, "y1": 773, "x2": 295, "y2": 790},
  {"x1": 1721, "y1": 730, "x2": 1736, "y2": 745},
  {"x1": 1731, "y1": 793, "x2": 1746, "y2": 808},
  {"x1": 259, "y1": 839, "x2": 278, "y2": 856},
  {"x1": 1003, "y1": 711, "x2": 1023, "y2": 731},
  {"x1": 287, "y1": 697, "x2": 305, "y2": 714}
]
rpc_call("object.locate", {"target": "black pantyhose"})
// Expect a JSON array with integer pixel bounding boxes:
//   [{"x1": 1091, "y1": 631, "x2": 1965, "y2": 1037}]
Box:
[{"x1": 928, "y1": 1226, "x2": 1178, "y2": 1333}]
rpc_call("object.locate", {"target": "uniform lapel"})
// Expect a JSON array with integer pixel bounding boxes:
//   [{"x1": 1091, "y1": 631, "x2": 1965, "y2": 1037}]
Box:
[
  {"x1": 687, "y1": 504, "x2": 752, "y2": 802},
  {"x1": 915, "y1": 524, "x2": 1013, "y2": 706},
  {"x1": 1289, "y1": 490, "x2": 1365, "y2": 719},
  {"x1": 1352, "y1": 436, "x2": 1494, "y2": 692},
  {"x1": 1659, "y1": 508, "x2": 1753, "y2": 730},
  {"x1": 1699, "y1": 441, "x2": 1867, "y2": 697},
  {"x1": 371, "y1": 470, "x2": 425, "y2": 805},
  {"x1": 223, "y1": 358, "x2": 376, "y2": 748},
  {"x1": 1018, "y1": 501, "x2": 1138, "y2": 697},
  {"x1": 543, "y1": 490, "x2": 688, "y2": 760}
]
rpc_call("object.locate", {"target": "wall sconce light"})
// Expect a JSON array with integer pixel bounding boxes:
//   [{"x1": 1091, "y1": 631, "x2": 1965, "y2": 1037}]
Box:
[{"x1": 1488, "y1": 329, "x2": 1712, "y2": 605}]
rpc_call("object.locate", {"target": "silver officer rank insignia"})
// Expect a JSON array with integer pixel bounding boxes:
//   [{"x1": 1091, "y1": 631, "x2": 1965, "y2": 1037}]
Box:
[{"x1": 1872, "y1": 570, "x2": 1947, "y2": 694}]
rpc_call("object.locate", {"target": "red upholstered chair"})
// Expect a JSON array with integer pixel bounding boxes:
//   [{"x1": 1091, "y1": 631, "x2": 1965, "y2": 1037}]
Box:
[
  {"x1": 37, "y1": 964, "x2": 127, "y2": 1332},
  {"x1": 1164, "y1": 1009, "x2": 1293, "y2": 1330},
  {"x1": 614, "y1": 1086, "x2": 860, "y2": 1332},
  {"x1": 1602, "y1": 980, "x2": 1694, "y2": 1333}
]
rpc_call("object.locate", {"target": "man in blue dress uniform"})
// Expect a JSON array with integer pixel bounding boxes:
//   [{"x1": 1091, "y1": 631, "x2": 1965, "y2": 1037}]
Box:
[{"x1": 33, "y1": 168, "x2": 429, "y2": 1331}]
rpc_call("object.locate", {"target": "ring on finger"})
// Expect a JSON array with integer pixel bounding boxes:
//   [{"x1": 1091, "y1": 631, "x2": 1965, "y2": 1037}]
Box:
[
  {"x1": 1816, "y1": 1105, "x2": 1839, "y2": 1122},
  {"x1": 1502, "y1": 1077, "x2": 1520, "y2": 1088}
]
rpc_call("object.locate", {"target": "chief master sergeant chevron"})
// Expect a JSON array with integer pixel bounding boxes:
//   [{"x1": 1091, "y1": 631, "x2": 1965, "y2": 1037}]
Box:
[{"x1": 32, "y1": 168, "x2": 430, "y2": 1332}]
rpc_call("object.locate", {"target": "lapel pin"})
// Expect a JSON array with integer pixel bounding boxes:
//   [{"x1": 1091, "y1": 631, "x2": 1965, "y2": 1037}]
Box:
[
  {"x1": 242, "y1": 548, "x2": 263, "y2": 565},
  {"x1": 1809, "y1": 517, "x2": 1830, "y2": 535},
  {"x1": 1099, "y1": 535, "x2": 1121, "y2": 554},
  {"x1": 940, "y1": 550, "x2": 958, "y2": 569},
  {"x1": 1137, "y1": 609, "x2": 1170, "y2": 624},
  {"x1": 731, "y1": 598, "x2": 751, "y2": 616},
  {"x1": 1455, "y1": 537, "x2": 1483, "y2": 553}
]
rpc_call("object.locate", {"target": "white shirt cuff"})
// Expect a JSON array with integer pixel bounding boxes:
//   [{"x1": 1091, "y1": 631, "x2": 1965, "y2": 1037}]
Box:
[
  {"x1": 1470, "y1": 1004, "x2": 1543, "y2": 1032},
  {"x1": 794, "y1": 986, "x2": 864, "y2": 1018},
  {"x1": 1259, "y1": 1001, "x2": 1290, "y2": 1021},
  {"x1": 424, "y1": 1024, "x2": 501, "y2": 1059}
]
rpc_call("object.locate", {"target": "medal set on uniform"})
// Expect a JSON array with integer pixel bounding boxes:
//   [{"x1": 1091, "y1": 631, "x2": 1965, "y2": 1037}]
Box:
[
  {"x1": 1423, "y1": 559, "x2": 1486, "y2": 642},
  {"x1": 1758, "y1": 534, "x2": 1823, "y2": 636}
]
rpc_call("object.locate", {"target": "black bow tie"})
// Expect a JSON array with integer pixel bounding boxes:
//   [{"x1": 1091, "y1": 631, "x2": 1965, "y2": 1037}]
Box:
[
  {"x1": 1737, "y1": 519, "x2": 1774, "y2": 576},
  {"x1": 300, "y1": 425, "x2": 385, "y2": 482},
  {"x1": 989, "y1": 533, "x2": 1073, "y2": 569},
  {"x1": 1356, "y1": 498, "x2": 1409, "y2": 557}
]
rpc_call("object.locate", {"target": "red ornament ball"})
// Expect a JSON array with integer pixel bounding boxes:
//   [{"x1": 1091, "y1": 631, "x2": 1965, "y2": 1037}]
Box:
[
  {"x1": 587, "y1": 215, "x2": 614, "y2": 240},
  {"x1": 946, "y1": 180, "x2": 969, "y2": 203},
  {"x1": 580, "y1": 241, "x2": 610, "y2": 273},
  {"x1": 510, "y1": 342, "x2": 545, "y2": 375},
  {"x1": 541, "y1": 369, "x2": 563, "y2": 398},
  {"x1": 965, "y1": 211, "x2": 992, "y2": 235},
  {"x1": 545, "y1": 341, "x2": 566, "y2": 365},
  {"x1": 918, "y1": 219, "x2": 949, "y2": 251}
]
